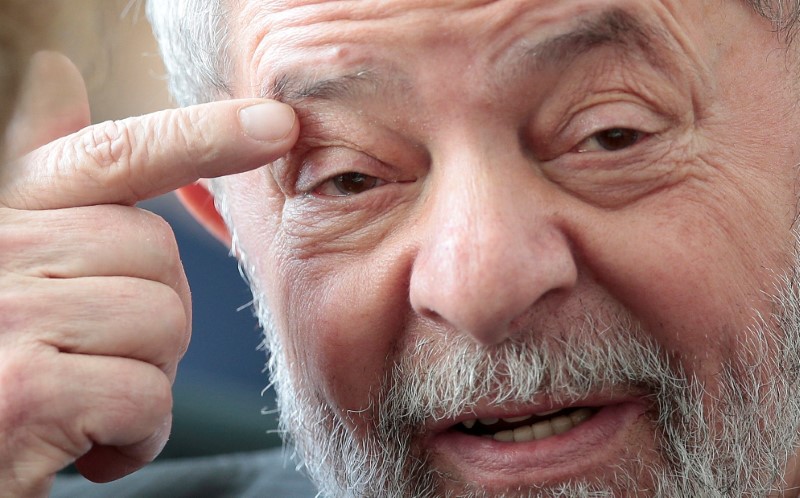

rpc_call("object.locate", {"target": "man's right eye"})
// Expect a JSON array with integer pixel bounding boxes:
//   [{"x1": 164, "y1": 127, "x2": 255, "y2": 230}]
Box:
[{"x1": 314, "y1": 172, "x2": 385, "y2": 197}]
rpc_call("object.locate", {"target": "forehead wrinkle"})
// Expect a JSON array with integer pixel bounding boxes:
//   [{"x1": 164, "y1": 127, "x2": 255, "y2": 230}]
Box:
[
  {"x1": 265, "y1": 11, "x2": 649, "y2": 100},
  {"x1": 487, "y1": 5, "x2": 704, "y2": 108},
  {"x1": 249, "y1": 0, "x2": 499, "y2": 22},
  {"x1": 240, "y1": 0, "x2": 535, "y2": 93},
  {"x1": 250, "y1": 1, "x2": 709, "y2": 120}
]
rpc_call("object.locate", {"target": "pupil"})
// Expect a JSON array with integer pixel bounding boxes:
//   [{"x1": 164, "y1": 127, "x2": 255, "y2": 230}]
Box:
[
  {"x1": 597, "y1": 128, "x2": 640, "y2": 151},
  {"x1": 334, "y1": 173, "x2": 377, "y2": 195}
]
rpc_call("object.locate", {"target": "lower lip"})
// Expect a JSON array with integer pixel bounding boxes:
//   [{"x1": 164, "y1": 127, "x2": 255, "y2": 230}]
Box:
[{"x1": 426, "y1": 402, "x2": 647, "y2": 488}]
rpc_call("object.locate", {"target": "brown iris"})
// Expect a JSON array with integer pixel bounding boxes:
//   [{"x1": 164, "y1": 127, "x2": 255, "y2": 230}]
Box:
[
  {"x1": 594, "y1": 128, "x2": 641, "y2": 151},
  {"x1": 332, "y1": 173, "x2": 379, "y2": 196}
]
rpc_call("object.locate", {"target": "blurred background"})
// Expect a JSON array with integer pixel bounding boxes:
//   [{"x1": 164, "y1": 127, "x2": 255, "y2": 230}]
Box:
[{"x1": 42, "y1": 0, "x2": 282, "y2": 461}]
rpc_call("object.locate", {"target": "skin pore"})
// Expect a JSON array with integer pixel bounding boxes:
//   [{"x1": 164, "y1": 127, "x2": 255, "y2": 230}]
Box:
[{"x1": 206, "y1": 0, "x2": 800, "y2": 495}]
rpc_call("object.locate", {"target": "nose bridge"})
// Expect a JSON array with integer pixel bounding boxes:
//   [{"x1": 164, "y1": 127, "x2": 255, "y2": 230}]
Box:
[{"x1": 409, "y1": 147, "x2": 578, "y2": 345}]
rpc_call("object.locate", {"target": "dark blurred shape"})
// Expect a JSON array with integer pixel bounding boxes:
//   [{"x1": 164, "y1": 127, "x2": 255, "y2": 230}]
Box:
[
  {"x1": 142, "y1": 194, "x2": 281, "y2": 460},
  {"x1": 0, "y1": 0, "x2": 49, "y2": 139}
]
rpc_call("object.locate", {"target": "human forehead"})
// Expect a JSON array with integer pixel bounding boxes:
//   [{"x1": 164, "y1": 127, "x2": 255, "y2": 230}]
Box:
[
  {"x1": 232, "y1": 0, "x2": 736, "y2": 98},
  {"x1": 235, "y1": 0, "x2": 715, "y2": 25}
]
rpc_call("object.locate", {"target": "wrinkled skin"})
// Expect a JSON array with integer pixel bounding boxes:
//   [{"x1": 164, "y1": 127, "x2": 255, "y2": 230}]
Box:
[
  {"x1": 211, "y1": 0, "x2": 800, "y2": 495},
  {"x1": 0, "y1": 50, "x2": 298, "y2": 496}
]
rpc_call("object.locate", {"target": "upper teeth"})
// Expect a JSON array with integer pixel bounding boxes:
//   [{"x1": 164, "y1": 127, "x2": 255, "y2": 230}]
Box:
[
  {"x1": 470, "y1": 412, "x2": 554, "y2": 428},
  {"x1": 459, "y1": 408, "x2": 594, "y2": 443},
  {"x1": 502, "y1": 415, "x2": 533, "y2": 423}
]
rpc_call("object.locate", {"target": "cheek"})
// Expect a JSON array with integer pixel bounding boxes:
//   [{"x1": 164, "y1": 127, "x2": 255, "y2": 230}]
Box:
[
  {"x1": 571, "y1": 185, "x2": 793, "y2": 379},
  {"x1": 225, "y1": 169, "x2": 415, "y2": 420},
  {"x1": 275, "y1": 251, "x2": 413, "y2": 421}
]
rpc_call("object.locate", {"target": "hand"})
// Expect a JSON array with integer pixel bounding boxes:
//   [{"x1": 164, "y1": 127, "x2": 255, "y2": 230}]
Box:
[{"x1": 0, "y1": 52, "x2": 298, "y2": 497}]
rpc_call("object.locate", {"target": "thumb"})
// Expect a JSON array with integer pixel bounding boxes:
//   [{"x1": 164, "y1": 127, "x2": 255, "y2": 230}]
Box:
[{"x1": 3, "y1": 51, "x2": 91, "y2": 160}]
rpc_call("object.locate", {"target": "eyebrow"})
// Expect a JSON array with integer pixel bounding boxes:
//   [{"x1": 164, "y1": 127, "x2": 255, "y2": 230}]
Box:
[
  {"x1": 524, "y1": 8, "x2": 674, "y2": 72},
  {"x1": 263, "y1": 68, "x2": 407, "y2": 105},
  {"x1": 262, "y1": 7, "x2": 673, "y2": 105}
]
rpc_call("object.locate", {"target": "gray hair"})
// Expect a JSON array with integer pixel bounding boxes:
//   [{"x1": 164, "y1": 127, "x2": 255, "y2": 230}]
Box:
[
  {"x1": 145, "y1": 0, "x2": 800, "y2": 105},
  {"x1": 145, "y1": 0, "x2": 230, "y2": 106},
  {"x1": 752, "y1": 0, "x2": 800, "y2": 34}
]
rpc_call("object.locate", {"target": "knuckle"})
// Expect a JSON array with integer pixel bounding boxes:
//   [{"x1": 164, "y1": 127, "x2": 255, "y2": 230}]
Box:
[
  {"x1": 170, "y1": 107, "x2": 212, "y2": 169},
  {"x1": 132, "y1": 369, "x2": 173, "y2": 417},
  {"x1": 142, "y1": 209, "x2": 175, "y2": 242},
  {"x1": 73, "y1": 119, "x2": 147, "y2": 203},
  {"x1": 79, "y1": 120, "x2": 133, "y2": 171},
  {"x1": 99, "y1": 367, "x2": 173, "y2": 431},
  {"x1": 141, "y1": 211, "x2": 183, "y2": 283},
  {"x1": 154, "y1": 286, "x2": 189, "y2": 358},
  {"x1": 151, "y1": 373, "x2": 174, "y2": 414}
]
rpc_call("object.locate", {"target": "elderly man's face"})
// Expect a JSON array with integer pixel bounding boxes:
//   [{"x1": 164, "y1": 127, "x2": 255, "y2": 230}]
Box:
[{"x1": 218, "y1": 0, "x2": 800, "y2": 495}]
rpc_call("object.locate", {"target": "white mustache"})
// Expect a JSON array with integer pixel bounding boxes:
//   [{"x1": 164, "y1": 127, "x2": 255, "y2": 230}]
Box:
[{"x1": 382, "y1": 313, "x2": 677, "y2": 429}]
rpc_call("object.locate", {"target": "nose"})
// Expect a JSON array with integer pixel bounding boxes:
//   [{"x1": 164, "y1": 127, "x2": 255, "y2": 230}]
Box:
[{"x1": 409, "y1": 154, "x2": 578, "y2": 346}]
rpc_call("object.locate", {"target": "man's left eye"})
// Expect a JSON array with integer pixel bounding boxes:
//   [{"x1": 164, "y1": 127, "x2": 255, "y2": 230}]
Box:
[
  {"x1": 574, "y1": 128, "x2": 646, "y2": 153},
  {"x1": 314, "y1": 172, "x2": 385, "y2": 197}
]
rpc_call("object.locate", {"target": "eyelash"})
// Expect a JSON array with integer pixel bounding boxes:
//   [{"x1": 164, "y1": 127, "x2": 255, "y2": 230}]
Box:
[
  {"x1": 294, "y1": 144, "x2": 397, "y2": 199},
  {"x1": 314, "y1": 172, "x2": 387, "y2": 197},
  {"x1": 573, "y1": 128, "x2": 649, "y2": 153}
]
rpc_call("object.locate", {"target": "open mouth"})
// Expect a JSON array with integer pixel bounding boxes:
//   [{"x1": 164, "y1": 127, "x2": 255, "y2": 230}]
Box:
[
  {"x1": 454, "y1": 407, "x2": 598, "y2": 443},
  {"x1": 427, "y1": 401, "x2": 646, "y2": 487}
]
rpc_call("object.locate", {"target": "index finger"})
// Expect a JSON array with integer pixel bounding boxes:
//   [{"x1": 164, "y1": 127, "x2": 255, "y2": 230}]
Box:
[{"x1": 0, "y1": 99, "x2": 298, "y2": 209}]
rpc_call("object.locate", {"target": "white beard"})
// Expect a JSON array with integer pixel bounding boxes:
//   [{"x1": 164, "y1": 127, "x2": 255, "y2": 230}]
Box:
[{"x1": 249, "y1": 262, "x2": 800, "y2": 498}]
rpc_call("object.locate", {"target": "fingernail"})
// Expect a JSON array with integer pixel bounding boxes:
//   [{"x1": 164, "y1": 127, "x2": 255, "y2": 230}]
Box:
[{"x1": 239, "y1": 101, "x2": 296, "y2": 142}]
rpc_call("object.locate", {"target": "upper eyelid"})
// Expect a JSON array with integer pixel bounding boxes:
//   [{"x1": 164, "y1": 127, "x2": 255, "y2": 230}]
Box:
[
  {"x1": 531, "y1": 107, "x2": 665, "y2": 161},
  {"x1": 537, "y1": 83, "x2": 673, "y2": 139},
  {"x1": 295, "y1": 147, "x2": 390, "y2": 193},
  {"x1": 561, "y1": 106, "x2": 666, "y2": 145},
  {"x1": 290, "y1": 107, "x2": 388, "y2": 157},
  {"x1": 280, "y1": 117, "x2": 379, "y2": 193}
]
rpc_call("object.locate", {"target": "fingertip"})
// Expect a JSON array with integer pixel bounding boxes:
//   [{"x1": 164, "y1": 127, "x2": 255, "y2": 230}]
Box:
[{"x1": 238, "y1": 100, "x2": 298, "y2": 143}]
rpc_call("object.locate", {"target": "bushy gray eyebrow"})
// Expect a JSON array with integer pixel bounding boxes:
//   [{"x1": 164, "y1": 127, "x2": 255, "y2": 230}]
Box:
[
  {"x1": 525, "y1": 8, "x2": 675, "y2": 73},
  {"x1": 263, "y1": 67, "x2": 411, "y2": 105}
]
